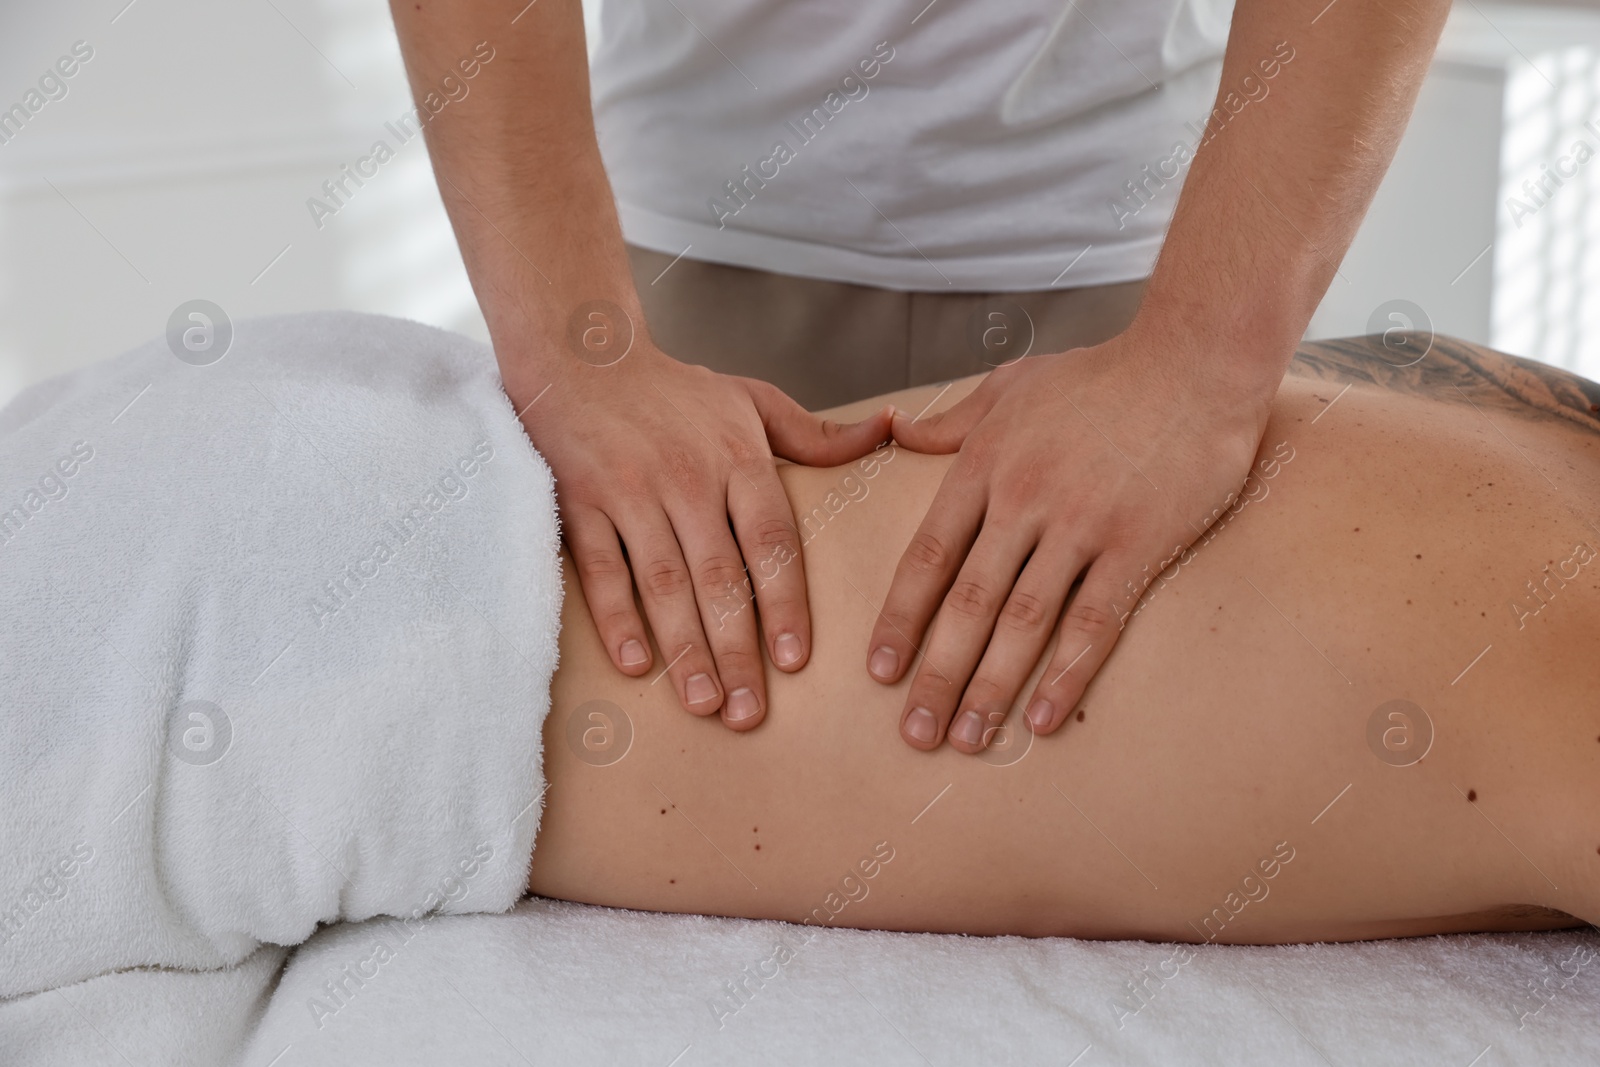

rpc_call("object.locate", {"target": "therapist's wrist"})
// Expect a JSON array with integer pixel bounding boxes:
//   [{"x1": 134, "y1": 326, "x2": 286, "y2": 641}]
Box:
[
  {"x1": 1122, "y1": 284, "x2": 1305, "y2": 400},
  {"x1": 1093, "y1": 310, "x2": 1291, "y2": 448},
  {"x1": 489, "y1": 280, "x2": 653, "y2": 379},
  {"x1": 494, "y1": 306, "x2": 670, "y2": 406}
]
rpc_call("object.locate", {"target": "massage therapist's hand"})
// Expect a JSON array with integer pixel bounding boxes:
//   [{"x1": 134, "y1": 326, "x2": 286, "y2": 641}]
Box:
[
  {"x1": 860, "y1": 0, "x2": 1455, "y2": 750},
  {"x1": 871, "y1": 325, "x2": 1276, "y2": 752},
  {"x1": 511, "y1": 344, "x2": 892, "y2": 730},
  {"x1": 387, "y1": 0, "x2": 889, "y2": 730}
]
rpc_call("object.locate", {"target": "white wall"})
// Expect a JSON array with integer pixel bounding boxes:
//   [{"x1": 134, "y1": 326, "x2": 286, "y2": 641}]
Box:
[
  {"x1": 1304, "y1": 1, "x2": 1600, "y2": 379},
  {"x1": 0, "y1": 0, "x2": 1595, "y2": 408},
  {"x1": 1492, "y1": 30, "x2": 1600, "y2": 372},
  {"x1": 0, "y1": 0, "x2": 484, "y2": 405}
]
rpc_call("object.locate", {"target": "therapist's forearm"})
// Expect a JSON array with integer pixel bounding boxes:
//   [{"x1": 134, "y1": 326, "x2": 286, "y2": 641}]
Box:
[
  {"x1": 1133, "y1": 0, "x2": 1452, "y2": 389},
  {"x1": 387, "y1": 0, "x2": 637, "y2": 394}
]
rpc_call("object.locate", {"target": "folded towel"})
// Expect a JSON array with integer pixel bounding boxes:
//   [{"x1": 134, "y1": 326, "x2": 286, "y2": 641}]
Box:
[{"x1": 0, "y1": 310, "x2": 563, "y2": 996}]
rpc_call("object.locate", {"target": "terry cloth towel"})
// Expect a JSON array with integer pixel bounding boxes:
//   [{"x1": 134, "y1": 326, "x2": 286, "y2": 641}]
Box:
[{"x1": 0, "y1": 310, "x2": 563, "y2": 997}]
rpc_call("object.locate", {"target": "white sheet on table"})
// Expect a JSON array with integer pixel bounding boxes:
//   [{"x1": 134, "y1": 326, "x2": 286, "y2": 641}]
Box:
[{"x1": 7, "y1": 898, "x2": 1596, "y2": 1066}]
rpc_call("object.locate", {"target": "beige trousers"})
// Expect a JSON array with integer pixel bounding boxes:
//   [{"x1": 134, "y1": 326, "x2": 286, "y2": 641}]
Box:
[{"x1": 625, "y1": 244, "x2": 1148, "y2": 410}]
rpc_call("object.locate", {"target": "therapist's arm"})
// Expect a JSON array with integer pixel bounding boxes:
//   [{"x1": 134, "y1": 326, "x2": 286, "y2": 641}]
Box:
[
  {"x1": 873, "y1": 0, "x2": 1453, "y2": 751},
  {"x1": 386, "y1": 1, "x2": 891, "y2": 729}
]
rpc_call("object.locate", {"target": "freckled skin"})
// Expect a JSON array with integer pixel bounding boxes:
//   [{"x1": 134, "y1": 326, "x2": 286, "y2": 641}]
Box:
[{"x1": 529, "y1": 335, "x2": 1600, "y2": 944}]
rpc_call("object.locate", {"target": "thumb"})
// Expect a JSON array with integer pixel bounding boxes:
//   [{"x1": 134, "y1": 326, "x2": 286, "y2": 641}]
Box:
[
  {"x1": 745, "y1": 378, "x2": 895, "y2": 466},
  {"x1": 890, "y1": 390, "x2": 993, "y2": 454}
]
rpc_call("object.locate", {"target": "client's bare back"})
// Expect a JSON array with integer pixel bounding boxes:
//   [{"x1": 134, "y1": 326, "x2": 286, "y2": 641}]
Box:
[{"x1": 530, "y1": 335, "x2": 1600, "y2": 944}]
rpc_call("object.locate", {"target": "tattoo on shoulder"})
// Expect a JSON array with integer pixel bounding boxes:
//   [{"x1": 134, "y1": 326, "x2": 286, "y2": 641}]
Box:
[{"x1": 1290, "y1": 333, "x2": 1600, "y2": 437}]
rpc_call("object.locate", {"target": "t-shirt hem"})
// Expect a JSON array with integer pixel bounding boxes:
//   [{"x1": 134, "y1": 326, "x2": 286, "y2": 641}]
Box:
[{"x1": 618, "y1": 203, "x2": 1162, "y2": 293}]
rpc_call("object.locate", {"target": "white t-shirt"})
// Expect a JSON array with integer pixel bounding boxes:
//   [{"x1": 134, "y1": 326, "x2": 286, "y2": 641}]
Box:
[{"x1": 590, "y1": 0, "x2": 1236, "y2": 291}]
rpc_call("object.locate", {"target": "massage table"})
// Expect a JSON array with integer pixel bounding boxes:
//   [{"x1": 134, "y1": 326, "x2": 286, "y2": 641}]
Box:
[{"x1": 2, "y1": 312, "x2": 1594, "y2": 1065}]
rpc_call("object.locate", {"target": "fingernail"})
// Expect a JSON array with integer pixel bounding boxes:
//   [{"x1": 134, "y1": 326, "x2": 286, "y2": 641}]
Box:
[
  {"x1": 685, "y1": 672, "x2": 718, "y2": 706},
  {"x1": 1026, "y1": 698, "x2": 1054, "y2": 731},
  {"x1": 619, "y1": 639, "x2": 648, "y2": 667},
  {"x1": 774, "y1": 632, "x2": 802, "y2": 667},
  {"x1": 869, "y1": 646, "x2": 899, "y2": 680},
  {"x1": 905, "y1": 707, "x2": 937, "y2": 743},
  {"x1": 725, "y1": 687, "x2": 761, "y2": 722},
  {"x1": 951, "y1": 710, "x2": 983, "y2": 746}
]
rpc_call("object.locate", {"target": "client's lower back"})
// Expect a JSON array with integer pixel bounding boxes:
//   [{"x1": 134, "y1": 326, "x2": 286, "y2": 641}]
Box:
[{"x1": 530, "y1": 374, "x2": 1600, "y2": 940}]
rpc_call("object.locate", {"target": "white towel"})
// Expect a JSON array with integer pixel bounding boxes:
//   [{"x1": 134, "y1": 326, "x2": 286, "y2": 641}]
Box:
[{"x1": 0, "y1": 310, "x2": 563, "y2": 997}]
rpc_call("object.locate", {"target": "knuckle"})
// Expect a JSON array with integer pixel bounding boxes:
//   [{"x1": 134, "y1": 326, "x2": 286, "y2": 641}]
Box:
[
  {"x1": 1062, "y1": 596, "x2": 1114, "y2": 636},
  {"x1": 593, "y1": 606, "x2": 639, "y2": 636},
  {"x1": 722, "y1": 433, "x2": 768, "y2": 471},
  {"x1": 999, "y1": 589, "x2": 1050, "y2": 630},
  {"x1": 956, "y1": 435, "x2": 995, "y2": 473},
  {"x1": 962, "y1": 674, "x2": 1009, "y2": 711},
  {"x1": 576, "y1": 549, "x2": 631, "y2": 588},
  {"x1": 913, "y1": 671, "x2": 961, "y2": 705},
  {"x1": 608, "y1": 465, "x2": 652, "y2": 500},
  {"x1": 553, "y1": 477, "x2": 600, "y2": 508},
  {"x1": 694, "y1": 553, "x2": 748, "y2": 595},
  {"x1": 747, "y1": 516, "x2": 799, "y2": 555},
  {"x1": 1006, "y1": 455, "x2": 1050, "y2": 502},
  {"x1": 640, "y1": 556, "x2": 693, "y2": 600},
  {"x1": 874, "y1": 606, "x2": 918, "y2": 644},
  {"x1": 658, "y1": 446, "x2": 702, "y2": 487},
  {"x1": 904, "y1": 530, "x2": 953, "y2": 574},
  {"x1": 662, "y1": 643, "x2": 704, "y2": 676},
  {"x1": 711, "y1": 644, "x2": 761, "y2": 678},
  {"x1": 756, "y1": 597, "x2": 803, "y2": 629},
  {"x1": 944, "y1": 578, "x2": 998, "y2": 621},
  {"x1": 750, "y1": 579, "x2": 801, "y2": 614}
]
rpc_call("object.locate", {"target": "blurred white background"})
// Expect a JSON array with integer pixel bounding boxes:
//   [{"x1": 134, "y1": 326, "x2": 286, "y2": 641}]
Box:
[{"x1": 0, "y1": 0, "x2": 1596, "y2": 408}]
